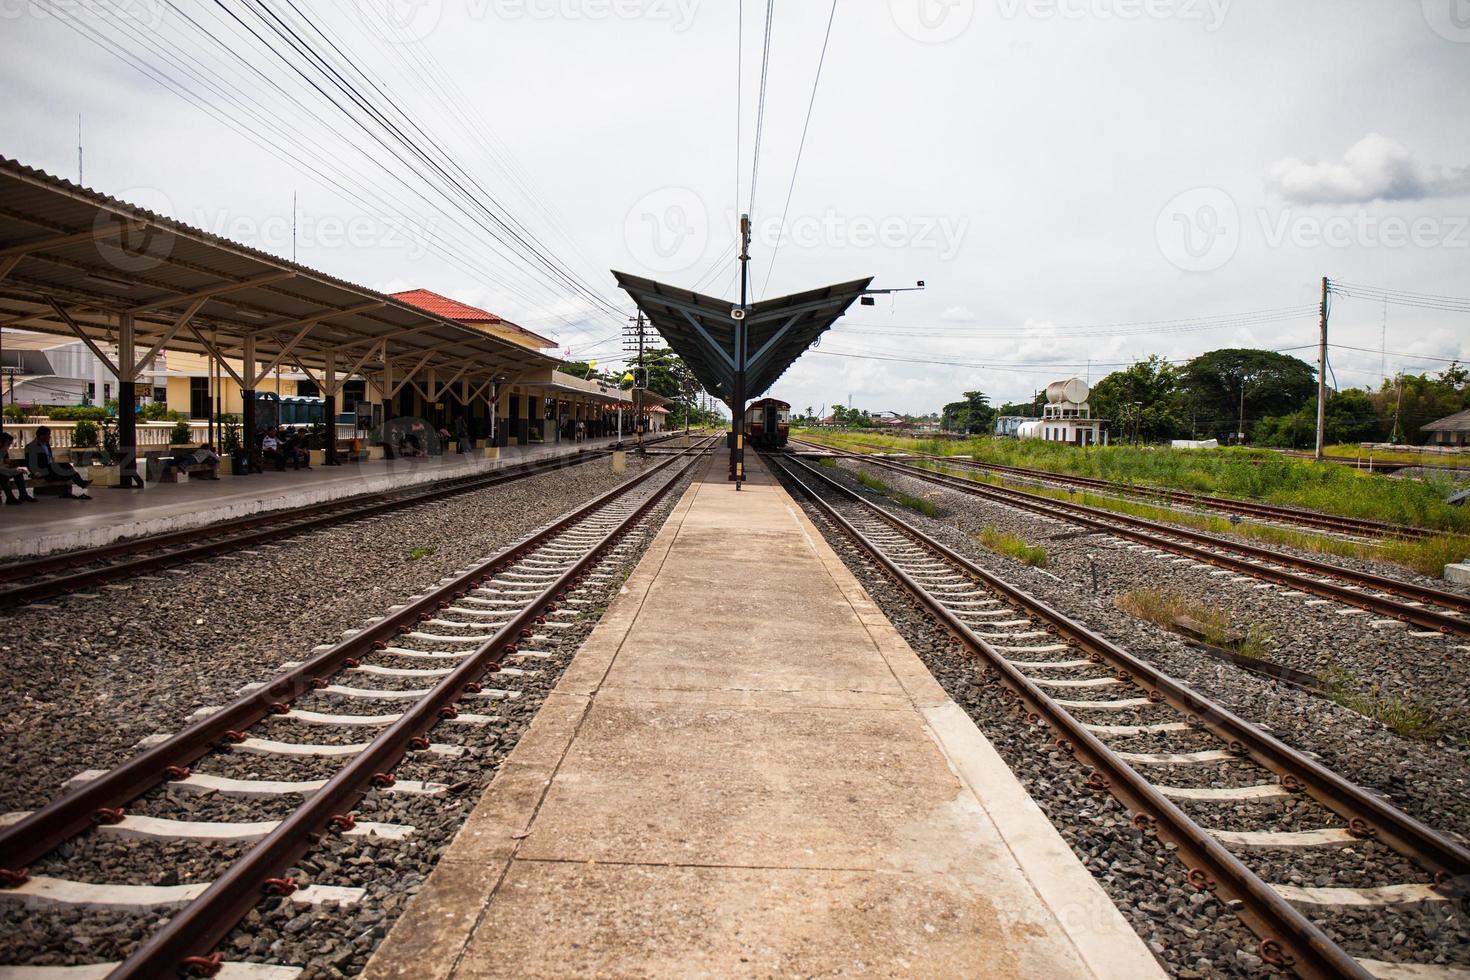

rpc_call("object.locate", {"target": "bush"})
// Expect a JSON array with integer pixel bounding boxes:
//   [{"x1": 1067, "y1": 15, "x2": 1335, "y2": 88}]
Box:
[
  {"x1": 72, "y1": 420, "x2": 99, "y2": 448},
  {"x1": 140, "y1": 401, "x2": 185, "y2": 422},
  {"x1": 170, "y1": 420, "x2": 193, "y2": 446},
  {"x1": 2, "y1": 404, "x2": 26, "y2": 423},
  {"x1": 46, "y1": 406, "x2": 109, "y2": 422}
]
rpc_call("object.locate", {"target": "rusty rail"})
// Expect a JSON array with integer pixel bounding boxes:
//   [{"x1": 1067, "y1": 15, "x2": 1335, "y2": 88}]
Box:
[{"x1": 773, "y1": 452, "x2": 1470, "y2": 978}]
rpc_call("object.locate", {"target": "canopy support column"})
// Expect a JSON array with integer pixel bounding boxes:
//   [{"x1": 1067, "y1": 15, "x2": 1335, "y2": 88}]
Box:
[
  {"x1": 116, "y1": 312, "x2": 143, "y2": 489},
  {"x1": 242, "y1": 334, "x2": 258, "y2": 474}
]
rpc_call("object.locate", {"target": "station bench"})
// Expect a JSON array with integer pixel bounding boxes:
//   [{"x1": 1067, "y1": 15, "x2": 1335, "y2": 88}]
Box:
[{"x1": 153, "y1": 447, "x2": 221, "y2": 483}]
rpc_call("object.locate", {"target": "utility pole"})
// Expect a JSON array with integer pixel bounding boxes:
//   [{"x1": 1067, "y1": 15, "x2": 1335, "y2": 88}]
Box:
[
  {"x1": 731, "y1": 213, "x2": 751, "y2": 487},
  {"x1": 77, "y1": 114, "x2": 83, "y2": 185},
  {"x1": 624, "y1": 312, "x2": 648, "y2": 455},
  {"x1": 1315, "y1": 275, "x2": 1329, "y2": 461}
]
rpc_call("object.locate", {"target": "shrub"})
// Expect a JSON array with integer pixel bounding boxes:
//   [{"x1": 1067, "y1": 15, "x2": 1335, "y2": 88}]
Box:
[
  {"x1": 170, "y1": 420, "x2": 193, "y2": 446},
  {"x1": 47, "y1": 406, "x2": 108, "y2": 421},
  {"x1": 140, "y1": 401, "x2": 185, "y2": 422},
  {"x1": 975, "y1": 525, "x2": 1048, "y2": 567},
  {"x1": 72, "y1": 420, "x2": 99, "y2": 448},
  {"x1": 2, "y1": 404, "x2": 25, "y2": 423}
]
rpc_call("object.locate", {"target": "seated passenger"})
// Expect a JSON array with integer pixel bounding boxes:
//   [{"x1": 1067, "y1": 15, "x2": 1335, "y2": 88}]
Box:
[
  {"x1": 191, "y1": 442, "x2": 222, "y2": 480},
  {"x1": 0, "y1": 432, "x2": 36, "y2": 504},
  {"x1": 24, "y1": 426, "x2": 91, "y2": 499},
  {"x1": 261, "y1": 428, "x2": 285, "y2": 471}
]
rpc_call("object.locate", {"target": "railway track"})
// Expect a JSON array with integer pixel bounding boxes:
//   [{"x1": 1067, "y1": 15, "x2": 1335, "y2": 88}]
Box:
[
  {"x1": 790, "y1": 438, "x2": 1437, "y2": 542},
  {"x1": 0, "y1": 434, "x2": 681, "y2": 610},
  {"x1": 0, "y1": 437, "x2": 714, "y2": 978},
  {"x1": 768, "y1": 451, "x2": 1470, "y2": 980},
  {"x1": 798, "y1": 443, "x2": 1470, "y2": 638}
]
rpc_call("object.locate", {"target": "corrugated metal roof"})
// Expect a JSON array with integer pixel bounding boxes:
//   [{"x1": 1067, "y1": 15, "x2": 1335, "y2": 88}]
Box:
[
  {"x1": 0, "y1": 157, "x2": 557, "y2": 385},
  {"x1": 1421, "y1": 409, "x2": 1470, "y2": 432},
  {"x1": 612, "y1": 271, "x2": 872, "y2": 403}
]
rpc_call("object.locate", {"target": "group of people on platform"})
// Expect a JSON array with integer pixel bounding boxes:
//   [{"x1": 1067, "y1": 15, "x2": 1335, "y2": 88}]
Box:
[
  {"x1": 258, "y1": 426, "x2": 311, "y2": 471},
  {"x1": 0, "y1": 427, "x2": 93, "y2": 503}
]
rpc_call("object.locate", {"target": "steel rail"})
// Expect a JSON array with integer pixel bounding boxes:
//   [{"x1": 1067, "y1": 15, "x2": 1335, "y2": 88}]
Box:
[
  {"x1": 0, "y1": 436, "x2": 682, "y2": 606},
  {"x1": 826, "y1": 443, "x2": 1436, "y2": 541},
  {"x1": 769, "y1": 453, "x2": 1373, "y2": 980},
  {"x1": 107, "y1": 438, "x2": 713, "y2": 978},
  {"x1": 820, "y1": 448, "x2": 1470, "y2": 634},
  {"x1": 0, "y1": 439, "x2": 711, "y2": 875},
  {"x1": 776, "y1": 452, "x2": 1470, "y2": 883}
]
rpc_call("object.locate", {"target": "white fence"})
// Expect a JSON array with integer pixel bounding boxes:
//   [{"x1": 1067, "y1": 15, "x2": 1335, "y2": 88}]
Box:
[{"x1": 1, "y1": 420, "x2": 357, "y2": 455}]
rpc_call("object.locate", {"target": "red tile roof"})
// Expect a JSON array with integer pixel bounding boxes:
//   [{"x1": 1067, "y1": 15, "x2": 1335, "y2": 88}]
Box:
[
  {"x1": 391, "y1": 288, "x2": 501, "y2": 323},
  {"x1": 391, "y1": 288, "x2": 557, "y2": 349}
]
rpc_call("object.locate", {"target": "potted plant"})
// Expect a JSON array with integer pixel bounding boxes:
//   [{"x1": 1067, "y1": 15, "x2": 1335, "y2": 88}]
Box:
[
  {"x1": 169, "y1": 419, "x2": 193, "y2": 447},
  {"x1": 69, "y1": 419, "x2": 102, "y2": 467},
  {"x1": 82, "y1": 418, "x2": 127, "y2": 487},
  {"x1": 221, "y1": 415, "x2": 248, "y2": 475}
]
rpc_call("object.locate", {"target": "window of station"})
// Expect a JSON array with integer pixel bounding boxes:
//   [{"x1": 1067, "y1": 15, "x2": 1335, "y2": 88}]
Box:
[{"x1": 189, "y1": 376, "x2": 210, "y2": 418}]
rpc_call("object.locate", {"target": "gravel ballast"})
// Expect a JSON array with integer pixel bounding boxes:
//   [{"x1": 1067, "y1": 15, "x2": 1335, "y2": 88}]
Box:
[
  {"x1": 0, "y1": 449, "x2": 706, "y2": 976},
  {"x1": 777, "y1": 456, "x2": 1469, "y2": 978}
]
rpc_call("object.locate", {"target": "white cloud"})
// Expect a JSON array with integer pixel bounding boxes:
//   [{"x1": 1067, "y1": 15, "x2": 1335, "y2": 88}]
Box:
[
  {"x1": 1266, "y1": 134, "x2": 1470, "y2": 205},
  {"x1": 940, "y1": 306, "x2": 977, "y2": 322}
]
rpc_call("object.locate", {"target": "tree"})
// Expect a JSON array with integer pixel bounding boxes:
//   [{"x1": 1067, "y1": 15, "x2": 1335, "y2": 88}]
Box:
[
  {"x1": 1178, "y1": 349, "x2": 1317, "y2": 442},
  {"x1": 1089, "y1": 356, "x2": 1185, "y2": 443}
]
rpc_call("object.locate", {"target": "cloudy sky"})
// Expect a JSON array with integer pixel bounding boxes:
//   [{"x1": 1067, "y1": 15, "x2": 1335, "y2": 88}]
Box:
[{"x1": 2, "y1": 0, "x2": 1467, "y2": 414}]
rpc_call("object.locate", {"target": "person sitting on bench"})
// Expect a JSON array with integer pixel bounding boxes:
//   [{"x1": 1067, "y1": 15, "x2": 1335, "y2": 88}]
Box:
[
  {"x1": 190, "y1": 442, "x2": 222, "y2": 480},
  {"x1": 24, "y1": 426, "x2": 91, "y2": 499},
  {"x1": 0, "y1": 432, "x2": 36, "y2": 504},
  {"x1": 261, "y1": 428, "x2": 286, "y2": 471}
]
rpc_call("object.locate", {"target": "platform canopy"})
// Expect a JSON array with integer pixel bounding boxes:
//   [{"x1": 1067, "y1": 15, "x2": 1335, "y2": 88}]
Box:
[
  {"x1": 0, "y1": 157, "x2": 558, "y2": 397},
  {"x1": 612, "y1": 270, "x2": 872, "y2": 404}
]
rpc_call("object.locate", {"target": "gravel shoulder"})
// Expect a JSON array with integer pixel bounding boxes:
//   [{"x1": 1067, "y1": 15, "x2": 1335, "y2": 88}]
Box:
[{"x1": 0, "y1": 454, "x2": 656, "y2": 813}]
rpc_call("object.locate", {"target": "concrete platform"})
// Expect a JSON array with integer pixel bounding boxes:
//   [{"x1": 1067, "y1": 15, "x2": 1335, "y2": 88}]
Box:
[
  {"x1": 363, "y1": 454, "x2": 1163, "y2": 979},
  {"x1": 0, "y1": 435, "x2": 657, "y2": 560}
]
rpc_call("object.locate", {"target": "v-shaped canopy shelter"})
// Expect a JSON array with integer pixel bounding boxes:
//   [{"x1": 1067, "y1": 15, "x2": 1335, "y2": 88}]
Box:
[{"x1": 612, "y1": 271, "x2": 872, "y2": 405}]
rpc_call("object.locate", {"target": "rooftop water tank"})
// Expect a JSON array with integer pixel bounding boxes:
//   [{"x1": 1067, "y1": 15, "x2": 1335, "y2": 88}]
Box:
[{"x1": 1046, "y1": 378, "x2": 1090, "y2": 405}]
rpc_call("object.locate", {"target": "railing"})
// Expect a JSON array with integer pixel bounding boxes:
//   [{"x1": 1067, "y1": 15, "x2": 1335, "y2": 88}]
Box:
[{"x1": 0, "y1": 421, "x2": 358, "y2": 457}]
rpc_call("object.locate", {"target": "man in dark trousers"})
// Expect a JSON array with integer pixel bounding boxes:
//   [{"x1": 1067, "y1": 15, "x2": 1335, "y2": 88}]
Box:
[{"x1": 25, "y1": 426, "x2": 92, "y2": 499}]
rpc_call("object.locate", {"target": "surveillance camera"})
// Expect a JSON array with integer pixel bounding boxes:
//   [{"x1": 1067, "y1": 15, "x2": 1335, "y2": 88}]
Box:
[{"x1": 731, "y1": 307, "x2": 746, "y2": 321}]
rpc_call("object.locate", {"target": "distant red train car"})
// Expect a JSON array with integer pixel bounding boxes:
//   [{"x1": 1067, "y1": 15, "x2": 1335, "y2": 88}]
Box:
[{"x1": 745, "y1": 398, "x2": 790, "y2": 449}]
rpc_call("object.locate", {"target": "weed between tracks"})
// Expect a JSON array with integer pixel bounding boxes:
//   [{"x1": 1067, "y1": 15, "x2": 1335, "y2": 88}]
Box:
[
  {"x1": 1115, "y1": 587, "x2": 1271, "y2": 659},
  {"x1": 854, "y1": 469, "x2": 940, "y2": 518},
  {"x1": 973, "y1": 525, "x2": 1048, "y2": 567},
  {"x1": 1316, "y1": 667, "x2": 1445, "y2": 741}
]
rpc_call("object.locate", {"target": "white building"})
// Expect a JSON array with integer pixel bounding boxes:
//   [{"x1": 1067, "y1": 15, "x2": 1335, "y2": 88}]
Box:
[{"x1": 1017, "y1": 378, "x2": 1106, "y2": 446}]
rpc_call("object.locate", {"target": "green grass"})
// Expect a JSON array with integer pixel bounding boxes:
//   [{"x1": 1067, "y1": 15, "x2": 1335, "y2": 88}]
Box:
[
  {"x1": 1316, "y1": 667, "x2": 1444, "y2": 741},
  {"x1": 406, "y1": 545, "x2": 437, "y2": 561},
  {"x1": 794, "y1": 428, "x2": 1470, "y2": 536},
  {"x1": 974, "y1": 525, "x2": 1048, "y2": 567},
  {"x1": 849, "y1": 467, "x2": 939, "y2": 517},
  {"x1": 817, "y1": 456, "x2": 836, "y2": 468},
  {"x1": 914, "y1": 457, "x2": 1470, "y2": 579},
  {"x1": 1116, "y1": 587, "x2": 1273, "y2": 658}
]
